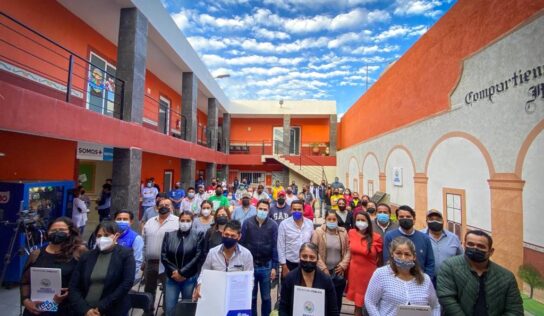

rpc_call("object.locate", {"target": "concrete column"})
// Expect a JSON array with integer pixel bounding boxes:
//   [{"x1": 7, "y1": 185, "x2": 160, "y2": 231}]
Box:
[
  {"x1": 222, "y1": 165, "x2": 230, "y2": 182},
  {"x1": 283, "y1": 114, "x2": 291, "y2": 155},
  {"x1": 488, "y1": 173, "x2": 525, "y2": 286},
  {"x1": 181, "y1": 159, "x2": 196, "y2": 189},
  {"x1": 329, "y1": 114, "x2": 337, "y2": 156},
  {"x1": 345, "y1": 172, "x2": 349, "y2": 189},
  {"x1": 115, "y1": 8, "x2": 148, "y2": 123},
  {"x1": 111, "y1": 148, "x2": 142, "y2": 226},
  {"x1": 222, "y1": 113, "x2": 231, "y2": 154},
  {"x1": 206, "y1": 163, "x2": 217, "y2": 184},
  {"x1": 359, "y1": 172, "x2": 364, "y2": 195},
  {"x1": 182, "y1": 72, "x2": 198, "y2": 142},
  {"x1": 413, "y1": 173, "x2": 429, "y2": 229},
  {"x1": 207, "y1": 98, "x2": 218, "y2": 150},
  {"x1": 379, "y1": 172, "x2": 387, "y2": 192}
]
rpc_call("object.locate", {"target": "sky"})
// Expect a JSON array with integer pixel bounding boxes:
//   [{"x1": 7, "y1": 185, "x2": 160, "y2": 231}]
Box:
[{"x1": 161, "y1": 0, "x2": 456, "y2": 115}]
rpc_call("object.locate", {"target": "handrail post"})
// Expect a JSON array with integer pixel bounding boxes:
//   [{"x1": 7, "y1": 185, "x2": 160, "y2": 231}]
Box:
[{"x1": 66, "y1": 55, "x2": 74, "y2": 103}]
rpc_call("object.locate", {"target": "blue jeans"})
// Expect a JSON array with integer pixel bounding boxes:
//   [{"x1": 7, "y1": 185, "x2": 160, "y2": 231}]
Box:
[
  {"x1": 164, "y1": 276, "x2": 196, "y2": 316},
  {"x1": 252, "y1": 262, "x2": 272, "y2": 316}
]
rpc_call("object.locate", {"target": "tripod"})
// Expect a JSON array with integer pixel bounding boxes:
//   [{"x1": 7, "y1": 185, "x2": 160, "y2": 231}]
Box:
[{"x1": 0, "y1": 218, "x2": 37, "y2": 287}]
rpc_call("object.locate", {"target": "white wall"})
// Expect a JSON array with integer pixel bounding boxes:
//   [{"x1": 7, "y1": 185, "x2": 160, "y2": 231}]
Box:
[
  {"x1": 385, "y1": 149, "x2": 415, "y2": 206},
  {"x1": 427, "y1": 137, "x2": 491, "y2": 231},
  {"x1": 522, "y1": 131, "x2": 544, "y2": 247},
  {"x1": 348, "y1": 157, "x2": 360, "y2": 192},
  {"x1": 362, "y1": 154, "x2": 380, "y2": 196}
]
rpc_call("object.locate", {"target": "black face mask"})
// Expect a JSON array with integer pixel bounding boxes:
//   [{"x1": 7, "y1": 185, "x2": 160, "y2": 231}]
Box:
[
  {"x1": 399, "y1": 218, "x2": 414, "y2": 230},
  {"x1": 242, "y1": 199, "x2": 250, "y2": 207},
  {"x1": 367, "y1": 207, "x2": 376, "y2": 214},
  {"x1": 216, "y1": 216, "x2": 228, "y2": 225},
  {"x1": 216, "y1": 190, "x2": 223, "y2": 196},
  {"x1": 300, "y1": 260, "x2": 317, "y2": 273},
  {"x1": 158, "y1": 207, "x2": 170, "y2": 215},
  {"x1": 465, "y1": 247, "x2": 488, "y2": 263},
  {"x1": 277, "y1": 198, "x2": 286, "y2": 205},
  {"x1": 48, "y1": 231, "x2": 69, "y2": 245},
  {"x1": 427, "y1": 221, "x2": 443, "y2": 232},
  {"x1": 338, "y1": 205, "x2": 346, "y2": 212}
]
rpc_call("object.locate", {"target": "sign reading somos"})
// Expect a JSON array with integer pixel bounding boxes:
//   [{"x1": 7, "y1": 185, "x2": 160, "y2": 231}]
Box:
[
  {"x1": 464, "y1": 64, "x2": 543, "y2": 108},
  {"x1": 77, "y1": 142, "x2": 113, "y2": 161}
]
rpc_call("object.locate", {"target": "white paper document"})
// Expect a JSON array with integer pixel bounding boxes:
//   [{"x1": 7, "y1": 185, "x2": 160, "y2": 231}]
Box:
[
  {"x1": 293, "y1": 285, "x2": 325, "y2": 316},
  {"x1": 30, "y1": 267, "x2": 61, "y2": 302},
  {"x1": 396, "y1": 304, "x2": 432, "y2": 316},
  {"x1": 196, "y1": 270, "x2": 253, "y2": 316}
]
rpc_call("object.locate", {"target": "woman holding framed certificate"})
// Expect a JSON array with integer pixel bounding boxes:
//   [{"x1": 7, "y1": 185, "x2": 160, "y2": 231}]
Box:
[{"x1": 20, "y1": 217, "x2": 87, "y2": 315}]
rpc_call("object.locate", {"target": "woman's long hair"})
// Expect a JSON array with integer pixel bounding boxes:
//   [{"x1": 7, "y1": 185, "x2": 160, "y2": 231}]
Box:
[
  {"x1": 388, "y1": 236, "x2": 425, "y2": 284},
  {"x1": 47, "y1": 217, "x2": 83, "y2": 262},
  {"x1": 354, "y1": 211, "x2": 374, "y2": 253}
]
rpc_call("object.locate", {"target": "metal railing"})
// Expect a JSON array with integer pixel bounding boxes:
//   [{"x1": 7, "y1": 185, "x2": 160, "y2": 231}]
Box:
[{"x1": 0, "y1": 12, "x2": 125, "y2": 118}]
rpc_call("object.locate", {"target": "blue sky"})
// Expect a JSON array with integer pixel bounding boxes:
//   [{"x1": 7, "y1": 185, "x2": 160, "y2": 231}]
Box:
[{"x1": 161, "y1": 0, "x2": 456, "y2": 115}]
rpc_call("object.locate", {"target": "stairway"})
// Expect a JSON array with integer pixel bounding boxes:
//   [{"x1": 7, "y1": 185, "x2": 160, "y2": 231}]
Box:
[{"x1": 264, "y1": 154, "x2": 326, "y2": 184}]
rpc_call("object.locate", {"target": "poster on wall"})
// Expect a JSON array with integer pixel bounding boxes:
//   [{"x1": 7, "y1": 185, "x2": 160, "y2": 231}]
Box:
[
  {"x1": 392, "y1": 167, "x2": 403, "y2": 187},
  {"x1": 78, "y1": 163, "x2": 96, "y2": 193}
]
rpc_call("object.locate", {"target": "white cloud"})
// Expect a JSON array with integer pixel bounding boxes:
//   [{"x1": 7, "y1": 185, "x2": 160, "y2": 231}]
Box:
[
  {"x1": 327, "y1": 31, "x2": 372, "y2": 49},
  {"x1": 374, "y1": 24, "x2": 428, "y2": 41},
  {"x1": 239, "y1": 67, "x2": 292, "y2": 76},
  {"x1": 356, "y1": 65, "x2": 380, "y2": 74},
  {"x1": 197, "y1": 13, "x2": 253, "y2": 28},
  {"x1": 187, "y1": 36, "x2": 229, "y2": 50},
  {"x1": 394, "y1": 0, "x2": 443, "y2": 17},
  {"x1": 253, "y1": 28, "x2": 291, "y2": 40},
  {"x1": 262, "y1": 0, "x2": 378, "y2": 11},
  {"x1": 349, "y1": 44, "x2": 399, "y2": 54},
  {"x1": 202, "y1": 54, "x2": 304, "y2": 66},
  {"x1": 284, "y1": 8, "x2": 390, "y2": 33},
  {"x1": 171, "y1": 9, "x2": 193, "y2": 30}
]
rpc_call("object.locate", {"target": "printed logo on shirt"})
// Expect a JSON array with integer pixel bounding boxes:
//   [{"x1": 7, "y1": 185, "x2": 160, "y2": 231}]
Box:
[{"x1": 0, "y1": 191, "x2": 9, "y2": 204}]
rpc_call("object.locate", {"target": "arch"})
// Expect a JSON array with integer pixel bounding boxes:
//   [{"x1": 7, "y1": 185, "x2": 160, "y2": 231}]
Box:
[
  {"x1": 384, "y1": 145, "x2": 417, "y2": 174},
  {"x1": 362, "y1": 151, "x2": 380, "y2": 171},
  {"x1": 424, "y1": 131, "x2": 496, "y2": 177},
  {"x1": 515, "y1": 120, "x2": 544, "y2": 177},
  {"x1": 348, "y1": 156, "x2": 360, "y2": 191}
]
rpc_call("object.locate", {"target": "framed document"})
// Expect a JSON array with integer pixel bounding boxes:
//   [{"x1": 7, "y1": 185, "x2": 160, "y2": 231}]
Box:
[
  {"x1": 397, "y1": 304, "x2": 432, "y2": 316},
  {"x1": 196, "y1": 270, "x2": 253, "y2": 316},
  {"x1": 30, "y1": 267, "x2": 61, "y2": 301},
  {"x1": 293, "y1": 285, "x2": 325, "y2": 316}
]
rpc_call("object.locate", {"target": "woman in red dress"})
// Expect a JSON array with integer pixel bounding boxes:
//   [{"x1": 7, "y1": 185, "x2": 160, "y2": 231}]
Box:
[{"x1": 346, "y1": 211, "x2": 383, "y2": 316}]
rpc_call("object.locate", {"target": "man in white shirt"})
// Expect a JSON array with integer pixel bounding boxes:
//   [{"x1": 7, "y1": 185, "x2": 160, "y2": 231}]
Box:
[
  {"x1": 277, "y1": 200, "x2": 314, "y2": 278},
  {"x1": 141, "y1": 178, "x2": 159, "y2": 216}
]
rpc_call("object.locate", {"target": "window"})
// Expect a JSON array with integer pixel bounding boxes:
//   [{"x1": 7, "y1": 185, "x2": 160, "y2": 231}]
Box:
[
  {"x1": 87, "y1": 52, "x2": 116, "y2": 116},
  {"x1": 367, "y1": 180, "x2": 374, "y2": 197},
  {"x1": 158, "y1": 96, "x2": 170, "y2": 135},
  {"x1": 443, "y1": 188, "x2": 466, "y2": 240},
  {"x1": 272, "y1": 127, "x2": 301, "y2": 155},
  {"x1": 240, "y1": 172, "x2": 264, "y2": 185},
  {"x1": 163, "y1": 170, "x2": 173, "y2": 193}
]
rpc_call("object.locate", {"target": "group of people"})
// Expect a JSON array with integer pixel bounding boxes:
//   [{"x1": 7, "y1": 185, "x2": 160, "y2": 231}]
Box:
[{"x1": 21, "y1": 177, "x2": 524, "y2": 316}]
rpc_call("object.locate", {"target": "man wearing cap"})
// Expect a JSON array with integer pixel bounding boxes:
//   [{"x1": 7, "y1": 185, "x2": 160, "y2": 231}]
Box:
[
  {"x1": 269, "y1": 190, "x2": 291, "y2": 226},
  {"x1": 233, "y1": 192, "x2": 257, "y2": 225},
  {"x1": 420, "y1": 209, "x2": 463, "y2": 283}
]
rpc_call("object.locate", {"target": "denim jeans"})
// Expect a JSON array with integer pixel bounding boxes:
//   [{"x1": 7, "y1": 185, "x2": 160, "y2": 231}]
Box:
[
  {"x1": 252, "y1": 262, "x2": 272, "y2": 316},
  {"x1": 164, "y1": 276, "x2": 196, "y2": 316}
]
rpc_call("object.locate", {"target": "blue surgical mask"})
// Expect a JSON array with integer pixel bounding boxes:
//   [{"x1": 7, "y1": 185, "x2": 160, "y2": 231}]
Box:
[
  {"x1": 377, "y1": 213, "x2": 390, "y2": 224},
  {"x1": 292, "y1": 211, "x2": 303, "y2": 220},
  {"x1": 257, "y1": 210, "x2": 268, "y2": 220},
  {"x1": 326, "y1": 222, "x2": 338, "y2": 230},
  {"x1": 115, "y1": 220, "x2": 130, "y2": 232}
]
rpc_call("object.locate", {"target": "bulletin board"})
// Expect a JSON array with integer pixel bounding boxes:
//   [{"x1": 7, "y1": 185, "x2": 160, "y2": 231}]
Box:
[{"x1": 78, "y1": 162, "x2": 96, "y2": 193}]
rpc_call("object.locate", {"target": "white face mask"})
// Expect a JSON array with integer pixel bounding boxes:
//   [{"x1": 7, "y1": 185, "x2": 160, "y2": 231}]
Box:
[
  {"x1": 201, "y1": 208, "x2": 212, "y2": 217},
  {"x1": 96, "y1": 236, "x2": 114, "y2": 251},
  {"x1": 355, "y1": 221, "x2": 369, "y2": 231},
  {"x1": 179, "y1": 222, "x2": 192, "y2": 232}
]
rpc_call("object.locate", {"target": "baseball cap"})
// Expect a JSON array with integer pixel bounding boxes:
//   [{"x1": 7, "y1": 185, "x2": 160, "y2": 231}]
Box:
[
  {"x1": 426, "y1": 209, "x2": 443, "y2": 218},
  {"x1": 242, "y1": 192, "x2": 252, "y2": 199},
  {"x1": 277, "y1": 190, "x2": 286, "y2": 197}
]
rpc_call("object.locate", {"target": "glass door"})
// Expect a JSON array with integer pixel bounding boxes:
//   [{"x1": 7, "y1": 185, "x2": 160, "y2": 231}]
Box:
[
  {"x1": 272, "y1": 127, "x2": 283, "y2": 155},
  {"x1": 289, "y1": 127, "x2": 301, "y2": 155},
  {"x1": 158, "y1": 96, "x2": 170, "y2": 135},
  {"x1": 87, "y1": 52, "x2": 116, "y2": 116}
]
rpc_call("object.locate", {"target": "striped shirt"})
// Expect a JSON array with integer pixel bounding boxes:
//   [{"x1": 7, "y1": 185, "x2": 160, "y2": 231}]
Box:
[{"x1": 365, "y1": 265, "x2": 441, "y2": 316}]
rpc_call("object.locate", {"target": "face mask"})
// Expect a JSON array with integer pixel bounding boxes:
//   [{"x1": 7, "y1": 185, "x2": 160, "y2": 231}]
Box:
[
  {"x1": 326, "y1": 222, "x2": 338, "y2": 230},
  {"x1": 158, "y1": 207, "x2": 170, "y2": 215},
  {"x1": 377, "y1": 213, "x2": 390, "y2": 224},
  {"x1": 147, "y1": 183, "x2": 152, "y2": 188},
  {"x1": 222, "y1": 236, "x2": 237, "y2": 249},
  {"x1": 286, "y1": 190, "x2": 293, "y2": 194},
  {"x1": 355, "y1": 220, "x2": 368, "y2": 231},
  {"x1": 427, "y1": 221, "x2": 443, "y2": 232},
  {"x1": 338, "y1": 205, "x2": 346, "y2": 212},
  {"x1": 201, "y1": 208, "x2": 211, "y2": 217},
  {"x1": 367, "y1": 208, "x2": 376, "y2": 214},
  {"x1": 257, "y1": 190, "x2": 263, "y2": 194},
  {"x1": 216, "y1": 190, "x2": 223, "y2": 196},
  {"x1": 277, "y1": 198, "x2": 286, "y2": 205},
  {"x1": 292, "y1": 211, "x2": 303, "y2": 220},
  {"x1": 393, "y1": 257, "x2": 415, "y2": 270},
  {"x1": 115, "y1": 221, "x2": 130, "y2": 232},
  {"x1": 242, "y1": 199, "x2": 250, "y2": 207},
  {"x1": 300, "y1": 260, "x2": 317, "y2": 273},
  {"x1": 188, "y1": 192, "x2": 195, "y2": 199},
  {"x1": 399, "y1": 218, "x2": 414, "y2": 230},
  {"x1": 48, "y1": 231, "x2": 69, "y2": 245},
  {"x1": 465, "y1": 247, "x2": 488, "y2": 263},
  {"x1": 179, "y1": 222, "x2": 192, "y2": 232},
  {"x1": 96, "y1": 236, "x2": 114, "y2": 251},
  {"x1": 216, "y1": 216, "x2": 228, "y2": 225},
  {"x1": 212, "y1": 182, "x2": 217, "y2": 186},
  {"x1": 257, "y1": 210, "x2": 268, "y2": 220}
]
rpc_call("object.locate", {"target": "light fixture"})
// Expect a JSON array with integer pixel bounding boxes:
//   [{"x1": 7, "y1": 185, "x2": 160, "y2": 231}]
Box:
[{"x1": 279, "y1": 99, "x2": 284, "y2": 108}]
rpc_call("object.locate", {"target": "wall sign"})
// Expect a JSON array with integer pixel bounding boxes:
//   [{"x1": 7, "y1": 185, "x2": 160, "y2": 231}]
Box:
[
  {"x1": 392, "y1": 167, "x2": 403, "y2": 187},
  {"x1": 77, "y1": 142, "x2": 113, "y2": 161}
]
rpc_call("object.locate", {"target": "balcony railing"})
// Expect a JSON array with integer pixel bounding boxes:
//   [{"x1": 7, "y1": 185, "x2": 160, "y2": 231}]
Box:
[
  {"x1": 229, "y1": 140, "x2": 331, "y2": 156},
  {"x1": 0, "y1": 12, "x2": 125, "y2": 118}
]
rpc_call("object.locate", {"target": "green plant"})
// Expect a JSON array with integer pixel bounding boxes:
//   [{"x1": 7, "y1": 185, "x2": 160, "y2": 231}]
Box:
[{"x1": 519, "y1": 264, "x2": 544, "y2": 299}]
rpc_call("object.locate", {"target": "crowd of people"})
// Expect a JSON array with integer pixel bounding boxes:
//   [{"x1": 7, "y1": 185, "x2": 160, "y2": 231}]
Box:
[{"x1": 19, "y1": 176, "x2": 524, "y2": 316}]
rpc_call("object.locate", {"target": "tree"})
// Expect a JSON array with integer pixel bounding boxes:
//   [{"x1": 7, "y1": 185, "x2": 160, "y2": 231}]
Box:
[{"x1": 519, "y1": 264, "x2": 544, "y2": 299}]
